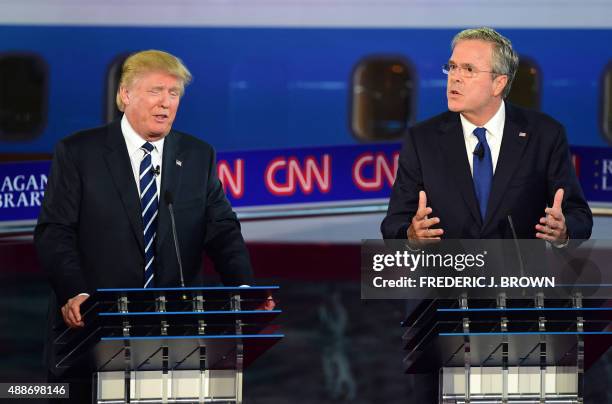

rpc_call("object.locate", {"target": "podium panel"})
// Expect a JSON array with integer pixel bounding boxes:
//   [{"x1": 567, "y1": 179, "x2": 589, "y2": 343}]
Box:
[
  {"x1": 402, "y1": 295, "x2": 610, "y2": 403},
  {"x1": 53, "y1": 286, "x2": 282, "y2": 404}
]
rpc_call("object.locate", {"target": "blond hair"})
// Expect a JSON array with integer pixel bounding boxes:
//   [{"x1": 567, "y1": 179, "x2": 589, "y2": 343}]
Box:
[{"x1": 116, "y1": 50, "x2": 193, "y2": 111}]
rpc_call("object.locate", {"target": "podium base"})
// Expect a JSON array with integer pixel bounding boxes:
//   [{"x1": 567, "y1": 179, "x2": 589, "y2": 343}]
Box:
[
  {"x1": 441, "y1": 366, "x2": 579, "y2": 404},
  {"x1": 95, "y1": 369, "x2": 242, "y2": 404}
]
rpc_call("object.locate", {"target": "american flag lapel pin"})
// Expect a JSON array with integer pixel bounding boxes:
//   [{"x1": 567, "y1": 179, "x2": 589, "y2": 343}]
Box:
[
  {"x1": 176, "y1": 159, "x2": 182, "y2": 167},
  {"x1": 519, "y1": 132, "x2": 527, "y2": 138}
]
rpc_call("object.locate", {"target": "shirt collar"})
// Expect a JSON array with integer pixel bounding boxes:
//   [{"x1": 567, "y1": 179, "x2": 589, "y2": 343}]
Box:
[
  {"x1": 460, "y1": 100, "x2": 505, "y2": 140},
  {"x1": 121, "y1": 114, "x2": 165, "y2": 156}
]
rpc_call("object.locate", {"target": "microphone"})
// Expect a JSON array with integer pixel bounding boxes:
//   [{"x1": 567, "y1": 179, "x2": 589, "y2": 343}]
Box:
[
  {"x1": 507, "y1": 215, "x2": 526, "y2": 296},
  {"x1": 164, "y1": 191, "x2": 186, "y2": 289},
  {"x1": 152, "y1": 165, "x2": 161, "y2": 177},
  {"x1": 473, "y1": 143, "x2": 484, "y2": 160}
]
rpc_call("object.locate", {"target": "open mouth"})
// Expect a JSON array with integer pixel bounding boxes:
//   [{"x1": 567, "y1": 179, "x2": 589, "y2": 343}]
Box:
[
  {"x1": 449, "y1": 90, "x2": 461, "y2": 96},
  {"x1": 153, "y1": 114, "x2": 169, "y2": 122}
]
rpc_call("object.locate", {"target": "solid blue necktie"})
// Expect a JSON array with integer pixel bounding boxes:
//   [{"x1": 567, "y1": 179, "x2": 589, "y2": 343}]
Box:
[
  {"x1": 140, "y1": 142, "x2": 158, "y2": 288},
  {"x1": 472, "y1": 127, "x2": 493, "y2": 220}
]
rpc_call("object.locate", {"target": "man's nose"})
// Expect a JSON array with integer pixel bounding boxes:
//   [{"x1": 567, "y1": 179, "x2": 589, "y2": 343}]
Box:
[
  {"x1": 447, "y1": 75, "x2": 461, "y2": 86},
  {"x1": 448, "y1": 70, "x2": 463, "y2": 83},
  {"x1": 160, "y1": 93, "x2": 170, "y2": 108}
]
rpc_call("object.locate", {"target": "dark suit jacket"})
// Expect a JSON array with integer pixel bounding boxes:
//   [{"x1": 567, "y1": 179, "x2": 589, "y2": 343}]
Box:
[
  {"x1": 381, "y1": 103, "x2": 593, "y2": 240},
  {"x1": 35, "y1": 120, "x2": 253, "y2": 374}
]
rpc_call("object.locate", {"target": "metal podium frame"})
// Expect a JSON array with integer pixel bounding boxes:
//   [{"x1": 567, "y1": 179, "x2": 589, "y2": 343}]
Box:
[
  {"x1": 53, "y1": 286, "x2": 283, "y2": 403},
  {"x1": 402, "y1": 294, "x2": 611, "y2": 404}
]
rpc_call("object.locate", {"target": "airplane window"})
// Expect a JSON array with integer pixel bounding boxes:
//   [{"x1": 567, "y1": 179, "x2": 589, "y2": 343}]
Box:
[
  {"x1": 351, "y1": 57, "x2": 415, "y2": 141},
  {"x1": 0, "y1": 54, "x2": 47, "y2": 141},
  {"x1": 602, "y1": 62, "x2": 612, "y2": 145},
  {"x1": 507, "y1": 57, "x2": 541, "y2": 111},
  {"x1": 105, "y1": 54, "x2": 130, "y2": 123}
]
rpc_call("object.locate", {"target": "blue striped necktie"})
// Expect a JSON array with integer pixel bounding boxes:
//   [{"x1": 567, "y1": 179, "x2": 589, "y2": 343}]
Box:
[
  {"x1": 140, "y1": 142, "x2": 158, "y2": 288},
  {"x1": 472, "y1": 127, "x2": 493, "y2": 220}
]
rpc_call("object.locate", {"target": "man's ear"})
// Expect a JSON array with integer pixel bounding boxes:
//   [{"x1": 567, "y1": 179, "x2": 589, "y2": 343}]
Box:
[
  {"x1": 119, "y1": 85, "x2": 130, "y2": 107},
  {"x1": 493, "y1": 75, "x2": 508, "y2": 98}
]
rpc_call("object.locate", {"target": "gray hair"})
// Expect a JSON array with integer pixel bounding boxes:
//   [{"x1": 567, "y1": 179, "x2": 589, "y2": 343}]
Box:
[{"x1": 451, "y1": 27, "x2": 519, "y2": 98}]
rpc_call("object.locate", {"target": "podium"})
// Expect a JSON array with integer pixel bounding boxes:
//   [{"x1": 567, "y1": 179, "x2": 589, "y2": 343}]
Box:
[
  {"x1": 52, "y1": 286, "x2": 283, "y2": 403},
  {"x1": 402, "y1": 294, "x2": 611, "y2": 403},
  {"x1": 356, "y1": 239, "x2": 612, "y2": 402}
]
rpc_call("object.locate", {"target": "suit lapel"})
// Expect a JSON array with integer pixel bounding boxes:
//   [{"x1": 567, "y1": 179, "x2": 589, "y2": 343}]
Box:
[
  {"x1": 103, "y1": 121, "x2": 145, "y2": 255},
  {"x1": 483, "y1": 103, "x2": 529, "y2": 228},
  {"x1": 438, "y1": 114, "x2": 482, "y2": 227},
  {"x1": 156, "y1": 131, "x2": 185, "y2": 251}
]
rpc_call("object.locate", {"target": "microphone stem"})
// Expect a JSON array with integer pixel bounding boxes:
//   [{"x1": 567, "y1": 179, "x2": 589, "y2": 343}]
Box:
[{"x1": 168, "y1": 203, "x2": 186, "y2": 288}]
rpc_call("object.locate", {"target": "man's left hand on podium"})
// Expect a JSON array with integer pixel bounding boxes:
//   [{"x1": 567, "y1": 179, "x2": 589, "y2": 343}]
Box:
[
  {"x1": 257, "y1": 295, "x2": 276, "y2": 311},
  {"x1": 61, "y1": 294, "x2": 90, "y2": 328}
]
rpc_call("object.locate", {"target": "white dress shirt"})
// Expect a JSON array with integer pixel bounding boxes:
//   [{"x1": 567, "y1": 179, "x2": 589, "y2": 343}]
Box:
[
  {"x1": 460, "y1": 101, "x2": 505, "y2": 176},
  {"x1": 121, "y1": 114, "x2": 164, "y2": 197}
]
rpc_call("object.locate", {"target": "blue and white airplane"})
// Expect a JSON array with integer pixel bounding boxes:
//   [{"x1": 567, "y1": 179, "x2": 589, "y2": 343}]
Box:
[{"x1": 1, "y1": 0, "x2": 612, "y2": 242}]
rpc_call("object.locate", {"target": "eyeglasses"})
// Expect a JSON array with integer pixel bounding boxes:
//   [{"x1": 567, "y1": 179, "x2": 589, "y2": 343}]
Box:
[{"x1": 442, "y1": 63, "x2": 499, "y2": 78}]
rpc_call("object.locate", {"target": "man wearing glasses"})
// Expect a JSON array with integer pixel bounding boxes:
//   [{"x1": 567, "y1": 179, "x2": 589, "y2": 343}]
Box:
[{"x1": 381, "y1": 27, "x2": 592, "y2": 243}]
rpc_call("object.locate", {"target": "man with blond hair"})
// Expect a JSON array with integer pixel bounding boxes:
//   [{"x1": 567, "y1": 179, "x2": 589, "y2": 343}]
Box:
[
  {"x1": 35, "y1": 50, "x2": 254, "y2": 401},
  {"x1": 382, "y1": 27, "x2": 592, "y2": 244}
]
